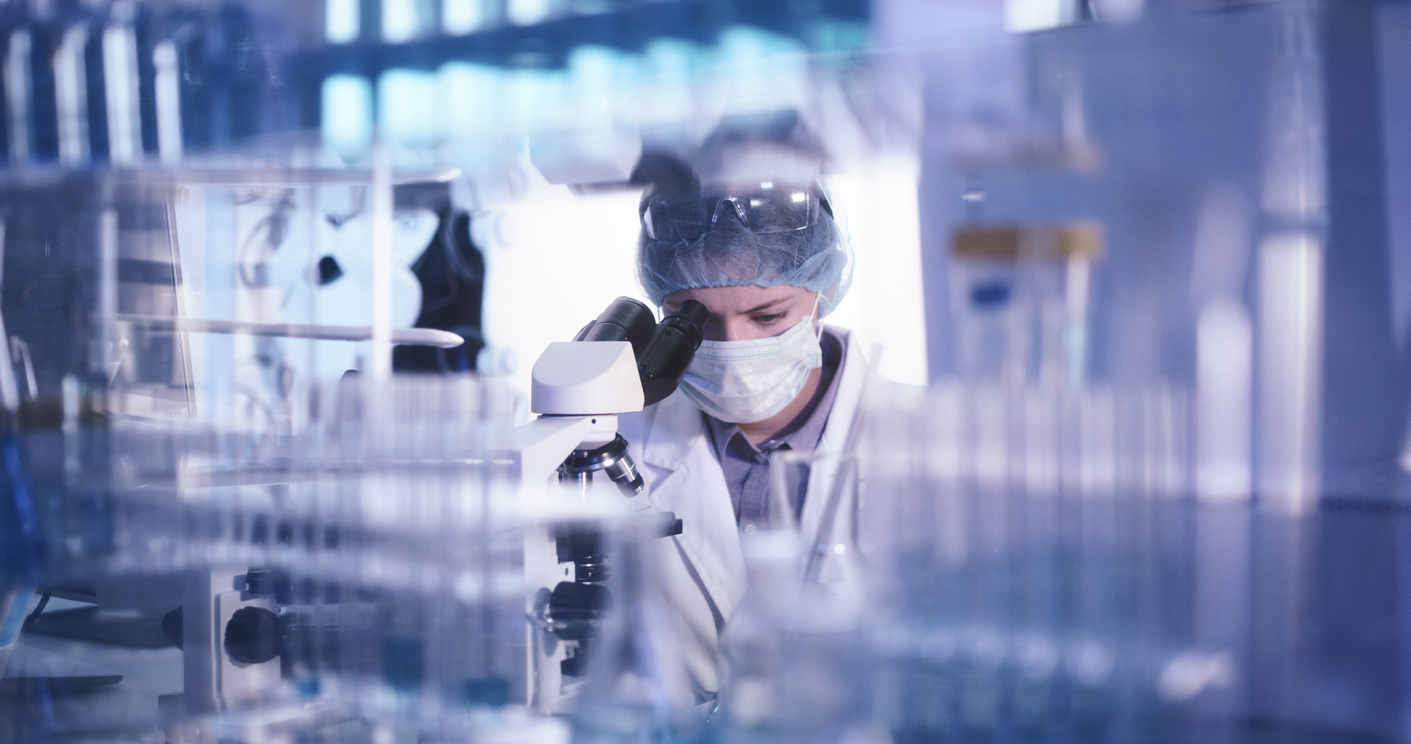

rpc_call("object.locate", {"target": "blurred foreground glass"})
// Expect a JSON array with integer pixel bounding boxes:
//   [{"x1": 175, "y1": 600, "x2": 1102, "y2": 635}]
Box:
[
  {"x1": 711, "y1": 449, "x2": 875, "y2": 744},
  {"x1": 566, "y1": 517, "x2": 701, "y2": 743},
  {"x1": 859, "y1": 380, "x2": 1240, "y2": 744},
  {"x1": 5, "y1": 374, "x2": 540, "y2": 742}
]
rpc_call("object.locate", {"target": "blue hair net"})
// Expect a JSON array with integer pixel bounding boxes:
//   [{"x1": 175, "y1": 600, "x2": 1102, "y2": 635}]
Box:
[{"x1": 631, "y1": 114, "x2": 853, "y2": 315}]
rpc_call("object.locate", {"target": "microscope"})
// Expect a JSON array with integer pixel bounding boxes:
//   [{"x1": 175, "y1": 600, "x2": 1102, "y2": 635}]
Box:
[
  {"x1": 507, "y1": 297, "x2": 706, "y2": 712},
  {"x1": 169, "y1": 297, "x2": 704, "y2": 721}
]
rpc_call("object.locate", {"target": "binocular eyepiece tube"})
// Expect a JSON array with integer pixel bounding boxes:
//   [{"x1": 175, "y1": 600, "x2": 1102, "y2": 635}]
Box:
[{"x1": 576, "y1": 297, "x2": 707, "y2": 407}]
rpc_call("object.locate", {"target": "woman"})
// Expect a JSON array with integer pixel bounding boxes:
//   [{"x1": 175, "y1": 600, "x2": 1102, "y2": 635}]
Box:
[{"x1": 618, "y1": 113, "x2": 880, "y2": 701}]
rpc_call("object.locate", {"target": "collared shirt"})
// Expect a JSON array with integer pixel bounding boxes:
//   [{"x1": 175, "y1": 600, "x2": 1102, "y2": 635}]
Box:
[{"x1": 703, "y1": 328, "x2": 847, "y2": 530}]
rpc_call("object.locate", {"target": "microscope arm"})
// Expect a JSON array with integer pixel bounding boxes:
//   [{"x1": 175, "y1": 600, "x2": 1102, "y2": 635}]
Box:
[{"x1": 504, "y1": 415, "x2": 621, "y2": 493}]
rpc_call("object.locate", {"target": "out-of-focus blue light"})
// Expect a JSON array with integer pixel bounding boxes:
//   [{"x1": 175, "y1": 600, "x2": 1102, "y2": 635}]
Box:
[
  {"x1": 326, "y1": 0, "x2": 360, "y2": 43},
  {"x1": 439, "y1": 63, "x2": 502, "y2": 139},
  {"x1": 716, "y1": 26, "x2": 809, "y2": 116},
  {"x1": 567, "y1": 45, "x2": 636, "y2": 121},
  {"x1": 1005, "y1": 0, "x2": 1071, "y2": 32},
  {"x1": 443, "y1": 0, "x2": 487, "y2": 35},
  {"x1": 379, "y1": 69, "x2": 439, "y2": 147},
  {"x1": 507, "y1": 68, "x2": 568, "y2": 130},
  {"x1": 384, "y1": 0, "x2": 434, "y2": 43},
  {"x1": 321, "y1": 74, "x2": 373, "y2": 162},
  {"x1": 507, "y1": 0, "x2": 554, "y2": 28}
]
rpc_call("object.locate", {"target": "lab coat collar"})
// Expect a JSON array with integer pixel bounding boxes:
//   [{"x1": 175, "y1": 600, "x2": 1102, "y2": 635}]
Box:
[
  {"x1": 636, "y1": 390, "x2": 744, "y2": 621},
  {"x1": 796, "y1": 328, "x2": 869, "y2": 551}
]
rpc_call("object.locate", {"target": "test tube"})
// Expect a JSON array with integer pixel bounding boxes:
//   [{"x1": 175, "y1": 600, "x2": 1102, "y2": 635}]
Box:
[
  {"x1": 102, "y1": 6, "x2": 141, "y2": 166},
  {"x1": 6, "y1": 28, "x2": 31, "y2": 163},
  {"x1": 55, "y1": 23, "x2": 89, "y2": 166}
]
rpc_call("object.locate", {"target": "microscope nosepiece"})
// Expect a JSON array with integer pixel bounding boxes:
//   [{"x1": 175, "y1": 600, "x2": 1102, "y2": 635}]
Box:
[{"x1": 560, "y1": 434, "x2": 645, "y2": 497}]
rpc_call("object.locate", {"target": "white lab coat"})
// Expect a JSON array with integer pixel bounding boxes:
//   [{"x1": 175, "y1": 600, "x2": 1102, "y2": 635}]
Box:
[{"x1": 616, "y1": 327, "x2": 885, "y2": 697}]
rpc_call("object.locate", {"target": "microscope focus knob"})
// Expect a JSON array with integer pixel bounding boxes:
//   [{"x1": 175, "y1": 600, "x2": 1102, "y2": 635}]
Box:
[
  {"x1": 546, "y1": 581, "x2": 612, "y2": 641},
  {"x1": 224, "y1": 606, "x2": 287, "y2": 665}
]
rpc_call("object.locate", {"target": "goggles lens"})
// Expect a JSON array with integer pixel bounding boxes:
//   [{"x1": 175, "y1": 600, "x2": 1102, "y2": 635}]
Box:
[{"x1": 643, "y1": 185, "x2": 824, "y2": 244}]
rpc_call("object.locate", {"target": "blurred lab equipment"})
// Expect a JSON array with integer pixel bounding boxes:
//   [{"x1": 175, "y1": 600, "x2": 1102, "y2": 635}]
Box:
[
  {"x1": 567, "y1": 515, "x2": 707, "y2": 742},
  {"x1": 862, "y1": 381, "x2": 1210, "y2": 744},
  {"x1": 949, "y1": 221, "x2": 1103, "y2": 386},
  {"x1": 1, "y1": 0, "x2": 1410, "y2": 741},
  {"x1": 102, "y1": 374, "x2": 533, "y2": 737},
  {"x1": 710, "y1": 448, "x2": 875, "y2": 744},
  {"x1": 510, "y1": 295, "x2": 705, "y2": 711},
  {"x1": 392, "y1": 200, "x2": 489, "y2": 374}
]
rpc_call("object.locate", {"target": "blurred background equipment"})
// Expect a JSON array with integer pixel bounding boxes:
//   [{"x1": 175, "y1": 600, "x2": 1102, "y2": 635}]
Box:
[{"x1": 1, "y1": 0, "x2": 1411, "y2": 742}]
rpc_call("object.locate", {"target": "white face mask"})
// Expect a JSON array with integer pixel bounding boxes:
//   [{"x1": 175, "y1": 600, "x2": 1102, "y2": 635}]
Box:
[{"x1": 678, "y1": 309, "x2": 823, "y2": 424}]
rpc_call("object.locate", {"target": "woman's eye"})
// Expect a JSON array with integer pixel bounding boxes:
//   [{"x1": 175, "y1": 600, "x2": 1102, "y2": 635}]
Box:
[{"x1": 753, "y1": 313, "x2": 786, "y2": 324}]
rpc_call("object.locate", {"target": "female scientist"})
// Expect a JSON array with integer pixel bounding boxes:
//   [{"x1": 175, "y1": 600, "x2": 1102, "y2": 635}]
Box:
[{"x1": 617, "y1": 114, "x2": 878, "y2": 700}]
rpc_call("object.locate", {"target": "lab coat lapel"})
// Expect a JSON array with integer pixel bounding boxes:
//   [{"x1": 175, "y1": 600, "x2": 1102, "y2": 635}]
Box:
[
  {"x1": 798, "y1": 330, "x2": 869, "y2": 562},
  {"x1": 639, "y1": 392, "x2": 750, "y2": 622}
]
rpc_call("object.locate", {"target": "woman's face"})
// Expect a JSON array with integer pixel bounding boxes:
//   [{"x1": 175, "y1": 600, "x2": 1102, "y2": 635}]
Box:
[{"x1": 661, "y1": 285, "x2": 817, "y2": 342}]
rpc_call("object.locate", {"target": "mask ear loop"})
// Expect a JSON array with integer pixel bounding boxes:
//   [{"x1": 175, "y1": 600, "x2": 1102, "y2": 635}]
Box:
[{"x1": 811, "y1": 291, "x2": 826, "y2": 345}]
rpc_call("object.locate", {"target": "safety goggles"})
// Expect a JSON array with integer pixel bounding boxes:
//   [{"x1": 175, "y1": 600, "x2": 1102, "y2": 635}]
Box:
[{"x1": 641, "y1": 183, "x2": 829, "y2": 244}]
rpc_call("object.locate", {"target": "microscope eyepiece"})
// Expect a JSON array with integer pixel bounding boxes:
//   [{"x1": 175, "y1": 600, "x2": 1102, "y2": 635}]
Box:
[
  {"x1": 574, "y1": 298, "x2": 708, "y2": 407},
  {"x1": 576, "y1": 297, "x2": 657, "y2": 358},
  {"x1": 666, "y1": 300, "x2": 708, "y2": 346},
  {"x1": 637, "y1": 299, "x2": 707, "y2": 406}
]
